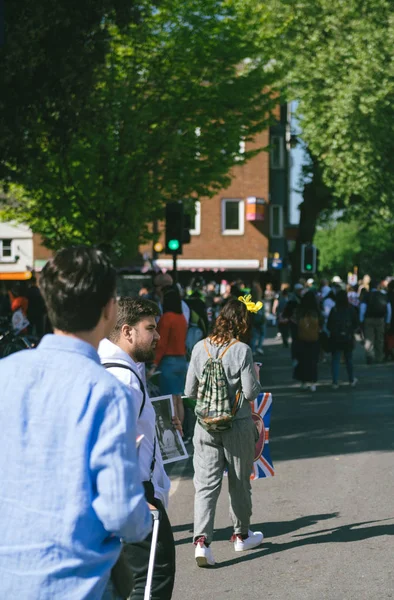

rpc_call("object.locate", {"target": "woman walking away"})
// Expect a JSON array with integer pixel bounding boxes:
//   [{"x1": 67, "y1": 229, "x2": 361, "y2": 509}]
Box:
[
  {"x1": 151, "y1": 285, "x2": 188, "y2": 423},
  {"x1": 328, "y1": 289, "x2": 359, "y2": 389},
  {"x1": 293, "y1": 290, "x2": 322, "y2": 392},
  {"x1": 185, "y1": 297, "x2": 263, "y2": 567}
]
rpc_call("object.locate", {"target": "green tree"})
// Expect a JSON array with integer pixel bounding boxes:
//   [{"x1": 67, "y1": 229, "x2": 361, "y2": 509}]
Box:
[
  {"x1": 270, "y1": 0, "x2": 394, "y2": 215},
  {"x1": 1, "y1": 0, "x2": 278, "y2": 257},
  {"x1": 314, "y1": 217, "x2": 394, "y2": 279},
  {"x1": 0, "y1": 0, "x2": 146, "y2": 177}
]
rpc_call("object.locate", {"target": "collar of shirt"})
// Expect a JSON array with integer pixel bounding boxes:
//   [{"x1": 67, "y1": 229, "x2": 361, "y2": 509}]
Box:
[
  {"x1": 99, "y1": 338, "x2": 140, "y2": 370},
  {"x1": 38, "y1": 334, "x2": 101, "y2": 365}
]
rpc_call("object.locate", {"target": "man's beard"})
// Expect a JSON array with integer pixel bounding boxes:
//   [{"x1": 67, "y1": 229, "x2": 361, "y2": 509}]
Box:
[{"x1": 133, "y1": 344, "x2": 156, "y2": 363}]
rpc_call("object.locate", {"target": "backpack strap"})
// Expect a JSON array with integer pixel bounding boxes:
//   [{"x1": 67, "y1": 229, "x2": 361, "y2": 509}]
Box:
[
  {"x1": 203, "y1": 338, "x2": 211, "y2": 358},
  {"x1": 103, "y1": 362, "x2": 146, "y2": 418},
  {"x1": 219, "y1": 339, "x2": 239, "y2": 360},
  {"x1": 231, "y1": 390, "x2": 242, "y2": 416}
]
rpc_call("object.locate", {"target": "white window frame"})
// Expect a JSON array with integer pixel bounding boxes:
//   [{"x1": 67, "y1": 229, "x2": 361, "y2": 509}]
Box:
[
  {"x1": 270, "y1": 135, "x2": 285, "y2": 169},
  {"x1": 0, "y1": 239, "x2": 13, "y2": 261},
  {"x1": 269, "y1": 205, "x2": 284, "y2": 238},
  {"x1": 221, "y1": 199, "x2": 245, "y2": 236},
  {"x1": 190, "y1": 201, "x2": 201, "y2": 236}
]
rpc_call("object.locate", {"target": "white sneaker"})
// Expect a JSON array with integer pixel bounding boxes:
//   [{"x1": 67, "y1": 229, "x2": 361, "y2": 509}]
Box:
[
  {"x1": 194, "y1": 537, "x2": 215, "y2": 567},
  {"x1": 350, "y1": 378, "x2": 358, "y2": 387},
  {"x1": 332, "y1": 384, "x2": 339, "y2": 390},
  {"x1": 310, "y1": 384, "x2": 316, "y2": 392},
  {"x1": 233, "y1": 530, "x2": 264, "y2": 552},
  {"x1": 300, "y1": 382, "x2": 308, "y2": 390}
]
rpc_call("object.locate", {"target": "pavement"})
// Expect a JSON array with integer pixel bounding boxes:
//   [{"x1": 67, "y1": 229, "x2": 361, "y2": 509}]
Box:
[{"x1": 166, "y1": 328, "x2": 394, "y2": 600}]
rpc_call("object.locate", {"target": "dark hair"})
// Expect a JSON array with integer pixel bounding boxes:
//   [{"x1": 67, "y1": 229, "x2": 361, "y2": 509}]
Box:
[
  {"x1": 299, "y1": 290, "x2": 319, "y2": 314},
  {"x1": 109, "y1": 297, "x2": 160, "y2": 342},
  {"x1": 210, "y1": 297, "x2": 250, "y2": 344},
  {"x1": 335, "y1": 289, "x2": 349, "y2": 309},
  {"x1": 162, "y1": 285, "x2": 182, "y2": 314},
  {"x1": 39, "y1": 246, "x2": 116, "y2": 332}
]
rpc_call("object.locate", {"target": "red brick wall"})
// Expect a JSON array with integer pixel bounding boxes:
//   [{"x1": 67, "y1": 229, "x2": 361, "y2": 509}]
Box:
[
  {"x1": 33, "y1": 234, "x2": 53, "y2": 261},
  {"x1": 143, "y1": 130, "x2": 270, "y2": 265}
]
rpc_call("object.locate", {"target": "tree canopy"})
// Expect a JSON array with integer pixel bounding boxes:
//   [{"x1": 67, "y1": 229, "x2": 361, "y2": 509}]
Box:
[
  {"x1": 1, "y1": 0, "x2": 278, "y2": 257},
  {"x1": 270, "y1": 0, "x2": 394, "y2": 215},
  {"x1": 314, "y1": 216, "x2": 394, "y2": 279},
  {"x1": 0, "y1": 0, "x2": 148, "y2": 177}
]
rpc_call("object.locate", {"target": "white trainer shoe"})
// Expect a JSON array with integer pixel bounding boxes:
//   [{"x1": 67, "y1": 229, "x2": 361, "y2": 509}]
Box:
[
  {"x1": 233, "y1": 530, "x2": 264, "y2": 552},
  {"x1": 194, "y1": 537, "x2": 215, "y2": 567},
  {"x1": 310, "y1": 384, "x2": 317, "y2": 392}
]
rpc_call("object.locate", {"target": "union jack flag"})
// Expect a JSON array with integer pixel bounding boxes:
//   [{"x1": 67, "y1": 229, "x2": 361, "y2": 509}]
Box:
[{"x1": 251, "y1": 392, "x2": 274, "y2": 480}]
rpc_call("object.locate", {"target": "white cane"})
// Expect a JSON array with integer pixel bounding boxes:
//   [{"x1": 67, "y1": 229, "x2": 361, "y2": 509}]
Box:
[{"x1": 144, "y1": 509, "x2": 160, "y2": 600}]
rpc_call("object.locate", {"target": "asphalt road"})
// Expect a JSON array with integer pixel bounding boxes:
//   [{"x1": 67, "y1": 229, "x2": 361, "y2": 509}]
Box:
[{"x1": 166, "y1": 330, "x2": 394, "y2": 600}]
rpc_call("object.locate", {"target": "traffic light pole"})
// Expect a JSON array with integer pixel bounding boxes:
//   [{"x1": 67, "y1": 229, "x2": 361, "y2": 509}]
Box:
[{"x1": 172, "y1": 252, "x2": 178, "y2": 283}]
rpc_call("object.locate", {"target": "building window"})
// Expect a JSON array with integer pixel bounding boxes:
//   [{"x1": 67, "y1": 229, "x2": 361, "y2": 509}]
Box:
[
  {"x1": 190, "y1": 201, "x2": 201, "y2": 236},
  {"x1": 0, "y1": 239, "x2": 12, "y2": 260},
  {"x1": 270, "y1": 135, "x2": 285, "y2": 169},
  {"x1": 221, "y1": 199, "x2": 245, "y2": 235},
  {"x1": 270, "y1": 205, "x2": 284, "y2": 238}
]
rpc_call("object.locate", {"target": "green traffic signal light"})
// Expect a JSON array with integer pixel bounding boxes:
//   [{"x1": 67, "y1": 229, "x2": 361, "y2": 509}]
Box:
[
  {"x1": 305, "y1": 264, "x2": 312, "y2": 271},
  {"x1": 168, "y1": 239, "x2": 180, "y2": 251}
]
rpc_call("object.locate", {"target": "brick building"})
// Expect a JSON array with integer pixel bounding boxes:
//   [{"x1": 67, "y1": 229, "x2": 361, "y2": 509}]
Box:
[{"x1": 151, "y1": 104, "x2": 291, "y2": 287}]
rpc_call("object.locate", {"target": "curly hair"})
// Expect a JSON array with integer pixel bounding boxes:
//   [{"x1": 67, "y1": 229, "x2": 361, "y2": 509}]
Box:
[{"x1": 210, "y1": 297, "x2": 250, "y2": 345}]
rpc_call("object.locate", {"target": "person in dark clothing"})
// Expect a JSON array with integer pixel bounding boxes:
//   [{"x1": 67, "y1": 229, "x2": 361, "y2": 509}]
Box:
[
  {"x1": 384, "y1": 280, "x2": 394, "y2": 360},
  {"x1": 26, "y1": 276, "x2": 47, "y2": 338},
  {"x1": 282, "y1": 283, "x2": 304, "y2": 361},
  {"x1": 0, "y1": 283, "x2": 11, "y2": 319},
  {"x1": 186, "y1": 290, "x2": 209, "y2": 337},
  {"x1": 293, "y1": 290, "x2": 322, "y2": 392},
  {"x1": 359, "y1": 279, "x2": 392, "y2": 363},
  {"x1": 327, "y1": 290, "x2": 359, "y2": 389}
]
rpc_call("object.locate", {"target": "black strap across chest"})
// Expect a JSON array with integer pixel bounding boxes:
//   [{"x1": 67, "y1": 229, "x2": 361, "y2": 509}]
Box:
[{"x1": 103, "y1": 362, "x2": 146, "y2": 417}]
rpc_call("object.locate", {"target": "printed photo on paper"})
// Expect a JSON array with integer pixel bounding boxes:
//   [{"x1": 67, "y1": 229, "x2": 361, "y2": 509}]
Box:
[{"x1": 151, "y1": 394, "x2": 188, "y2": 464}]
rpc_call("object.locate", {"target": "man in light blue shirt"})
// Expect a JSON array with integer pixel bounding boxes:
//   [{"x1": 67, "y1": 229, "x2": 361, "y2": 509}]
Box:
[{"x1": 0, "y1": 246, "x2": 152, "y2": 599}]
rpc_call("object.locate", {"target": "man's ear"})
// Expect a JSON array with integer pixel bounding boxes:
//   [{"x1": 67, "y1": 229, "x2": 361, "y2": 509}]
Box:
[{"x1": 121, "y1": 323, "x2": 133, "y2": 342}]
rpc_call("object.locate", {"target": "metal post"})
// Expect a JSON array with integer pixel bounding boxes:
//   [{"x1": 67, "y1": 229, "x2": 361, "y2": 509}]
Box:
[{"x1": 172, "y1": 253, "x2": 178, "y2": 283}]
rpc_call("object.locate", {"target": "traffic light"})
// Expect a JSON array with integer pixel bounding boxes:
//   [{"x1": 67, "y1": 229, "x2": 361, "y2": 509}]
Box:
[
  {"x1": 164, "y1": 202, "x2": 193, "y2": 254},
  {"x1": 301, "y1": 243, "x2": 317, "y2": 274},
  {"x1": 165, "y1": 202, "x2": 184, "y2": 254}
]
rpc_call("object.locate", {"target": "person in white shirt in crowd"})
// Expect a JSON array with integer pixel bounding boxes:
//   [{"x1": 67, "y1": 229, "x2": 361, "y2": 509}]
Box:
[
  {"x1": 99, "y1": 297, "x2": 182, "y2": 600},
  {"x1": 347, "y1": 284, "x2": 360, "y2": 309}
]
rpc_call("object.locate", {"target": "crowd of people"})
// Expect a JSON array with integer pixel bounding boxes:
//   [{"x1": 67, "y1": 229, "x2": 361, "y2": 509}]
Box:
[
  {"x1": 0, "y1": 250, "x2": 266, "y2": 600},
  {"x1": 270, "y1": 275, "x2": 393, "y2": 390},
  {"x1": 140, "y1": 271, "x2": 394, "y2": 397},
  {"x1": 1, "y1": 254, "x2": 393, "y2": 599},
  {"x1": 0, "y1": 276, "x2": 47, "y2": 336}
]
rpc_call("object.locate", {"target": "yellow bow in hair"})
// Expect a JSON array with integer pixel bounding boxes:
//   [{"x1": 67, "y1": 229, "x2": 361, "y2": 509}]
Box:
[{"x1": 238, "y1": 294, "x2": 263, "y2": 313}]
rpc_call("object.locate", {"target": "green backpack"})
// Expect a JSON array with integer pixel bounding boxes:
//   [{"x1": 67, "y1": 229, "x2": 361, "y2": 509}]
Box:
[{"x1": 195, "y1": 339, "x2": 241, "y2": 432}]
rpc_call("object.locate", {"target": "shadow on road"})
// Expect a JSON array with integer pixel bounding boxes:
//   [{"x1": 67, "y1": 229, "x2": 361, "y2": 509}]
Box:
[
  {"x1": 213, "y1": 517, "x2": 394, "y2": 569},
  {"x1": 174, "y1": 512, "x2": 340, "y2": 547}
]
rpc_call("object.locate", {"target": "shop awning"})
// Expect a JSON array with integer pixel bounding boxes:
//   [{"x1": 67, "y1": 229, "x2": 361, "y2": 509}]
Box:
[
  {"x1": 0, "y1": 271, "x2": 32, "y2": 281},
  {"x1": 155, "y1": 259, "x2": 261, "y2": 271}
]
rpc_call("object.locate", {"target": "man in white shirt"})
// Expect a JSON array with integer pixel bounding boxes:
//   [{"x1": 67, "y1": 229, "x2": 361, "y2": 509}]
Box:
[{"x1": 99, "y1": 298, "x2": 180, "y2": 600}]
